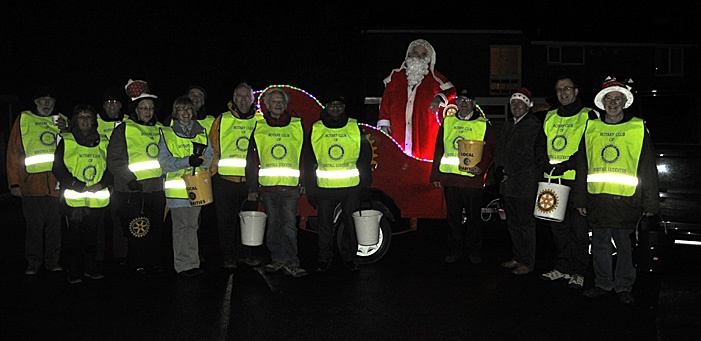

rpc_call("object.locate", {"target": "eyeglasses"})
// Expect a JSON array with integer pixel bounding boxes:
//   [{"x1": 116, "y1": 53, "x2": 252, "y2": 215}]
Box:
[
  {"x1": 327, "y1": 102, "x2": 345, "y2": 108},
  {"x1": 603, "y1": 95, "x2": 625, "y2": 104},
  {"x1": 457, "y1": 97, "x2": 474, "y2": 103},
  {"x1": 105, "y1": 100, "x2": 119, "y2": 104},
  {"x1": 137, "y1": 106, "x2": 155, "y2": 112},
  {"x1": 556, "y1": 86, "x2": 575, "y2": 93}
]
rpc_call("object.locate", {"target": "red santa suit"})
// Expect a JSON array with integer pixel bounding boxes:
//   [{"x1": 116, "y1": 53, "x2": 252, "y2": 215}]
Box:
[{"x1": 378, "y1": 39, "x2": 455, "y2": 161}]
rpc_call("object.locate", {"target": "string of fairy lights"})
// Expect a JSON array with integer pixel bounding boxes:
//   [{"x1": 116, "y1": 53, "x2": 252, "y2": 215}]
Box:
[{"x1": 253, "y1": 84, "x2": 487, "y2": 163}]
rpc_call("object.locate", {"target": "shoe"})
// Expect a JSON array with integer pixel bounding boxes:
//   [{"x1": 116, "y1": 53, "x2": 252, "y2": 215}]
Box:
[
  {"x1": 583, "y1": 286, "x2": 610, "y2": 298},
  {"x1": 567, "y1": 274, "x2": 584, "y2": 289},
  {"x1": 45, "y1": 263, "x2": 63, "y2": 272},
  {"x1": 237, "y1": 257, "x2": 261, "y2": 267},
  {"x1": 444, "y1": 255, "x2": 460, "y2": 263},
  {"x1": 180, "y1": 268, "x2": 204, "y2": 277},
  {"x1": 25, "y1": 265, "x2": 40, "y2": 275},
  {"x1": 68, "y1": 277, "x2": 83, "y2": 284},
  {"x1": 512, "y1": 265, "x2": 532, "y2": 275},
  {"x1": 540, "y1": 269, "x2": 571, "y2": 281},
  {"x1": 468, "y1": 255, "x2": 482, "y2": 264},
  {"x1": 264, "y1": 261, "x2": 285, "y2": 273},
  {"x1": 343, "y1": 261, "x2": 359, "y2": 272},
  {"x1": 134, "y1": 267, "x2": 147, "y2": 275},
  {"x1": 223, "y1": 259, "x2": 237, "y2": 269},
  {"x1": 500, "y1": 260, "x2": 520, "y2": 269},
  {"x1": 315, "y1": 261, "x2": 332, "y2": 272},
  {"x1": 84, "y1": 272, "x2": 105, "y2": 280},
  {"x1": 282, "y1": 265, "x2": 308, "y2": 278},
  {"x1": 618, "y1": 291, "x2": 635, "y2": 305}
]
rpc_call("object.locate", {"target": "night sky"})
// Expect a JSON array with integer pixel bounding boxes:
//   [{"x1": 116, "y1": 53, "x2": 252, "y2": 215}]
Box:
[{"x1": 2, "y1": 2, "x2": 697, "y2": 117}]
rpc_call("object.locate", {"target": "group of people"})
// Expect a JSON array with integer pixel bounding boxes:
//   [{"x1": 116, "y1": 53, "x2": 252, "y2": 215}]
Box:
[
  {"x1": 7, "y1": 37, "x2": 659, "y2": 306},
  {"x1": 7, "y1": 78, "x2": 372, "y2": 282}
]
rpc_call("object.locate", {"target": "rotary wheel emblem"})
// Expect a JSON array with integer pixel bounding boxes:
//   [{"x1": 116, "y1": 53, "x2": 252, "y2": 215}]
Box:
[
  {"x1": 129, "y1": 216, "x2": 150, "y2": 237},
  {"x1": 442, "y1": 104, "x2": 458, "y2": 118},
  {"x1": 364, "y1": 130, "x2": 379, "y2": 171},
  {"x1": 536, "y1": 189, "x2": 559, "y2": 214}
]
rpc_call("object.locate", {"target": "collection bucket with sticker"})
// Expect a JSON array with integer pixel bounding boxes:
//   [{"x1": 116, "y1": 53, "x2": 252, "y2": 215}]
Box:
[
  {"x1": 533, "y1": 168, "x2": 570, "y2": 222},
  {"x1": 457, "y1": 140, "x2": 486, "y2": 171}
]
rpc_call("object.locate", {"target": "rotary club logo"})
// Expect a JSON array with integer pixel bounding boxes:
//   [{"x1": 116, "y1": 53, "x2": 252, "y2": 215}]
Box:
[{"x1": 536, "y1": 189, "x2": 559, "y2": 214}]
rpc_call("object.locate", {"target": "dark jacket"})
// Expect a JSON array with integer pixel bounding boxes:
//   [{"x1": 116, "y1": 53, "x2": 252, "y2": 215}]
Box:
[
  {"x1": 494, "y1": 112, "x2": 551, "y2": 198},
  {"x1": 106, "y1": 120, "x2": 163, "y2": 193},
  {"x1": 572, "y1": 112, "x2": 659, "y2": 229}
]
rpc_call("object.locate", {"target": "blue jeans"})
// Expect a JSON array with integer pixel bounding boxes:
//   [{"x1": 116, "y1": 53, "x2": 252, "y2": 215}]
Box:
[
  {"x1": 591, "y1": 228, "x2": 636, "y2": 292},
  {"x1": 262, "y1": 190, "x2": 301, "y2": 267}
]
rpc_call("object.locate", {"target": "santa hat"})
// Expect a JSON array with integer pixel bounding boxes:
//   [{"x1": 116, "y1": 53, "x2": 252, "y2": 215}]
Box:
[
  {"x1": 594, "y1": 76, "x2": 634, "y2": 110},
  {"x1": 510, "y1": 87, "x2": 533, "y2": 108},
  {"x1": 124, "y1": 79, "x2": 158, "y2": 101}
]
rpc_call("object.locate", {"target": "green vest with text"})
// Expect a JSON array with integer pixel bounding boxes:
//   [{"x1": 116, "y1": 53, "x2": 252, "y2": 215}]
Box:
[
  {"x1": 585, "y1": 118, "x2": 644, "y2": 196},
  {"x1": 218, "y1": 112, "x2": 261, "y2": 176},
  {"x1": 62, "y1": 133, "x2": 110, "y2": 208},
  {"x1": 97, "y1": 116, "x2": 126, "y2": 139},
  {"x1": 20, "y1": 111, "x2": 66, "y2": 173},
  {"x1": 125, "y1": 121, "x2": 163, "y2": 180},
  {"x1": 254, "y1": 117, "x2": 303, "y2": 187},
  {"x1": 161, "y1": 127, "x2": 208, "y2": 199},
  {"x1": 311, "y1": 118, "x2": 361, "y2": 188},
  {"x1": 543, "y1": 108, "x2": 591, "y2": 180},
  {"x1": 439, "y1": 115, "x2": 488, "y2": 177}
]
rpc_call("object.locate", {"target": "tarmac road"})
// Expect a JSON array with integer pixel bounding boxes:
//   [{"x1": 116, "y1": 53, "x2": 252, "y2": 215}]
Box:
[{"x1": 1, "y1": 193, "x2": 699, "y2": 340}]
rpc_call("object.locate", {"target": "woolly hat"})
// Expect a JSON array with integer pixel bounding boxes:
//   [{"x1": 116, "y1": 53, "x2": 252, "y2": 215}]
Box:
[
  {"x1": 594, "y1": 76, "x2": 634, "y2": 110},
  {"x1": 510, "y1": 87, "x2": 533, "y2": 107},
  {"x1": 101, "y1": 86, "x2": 125, "y2": 104},
  {"x1": 33, "y1": 85, "x2": 57, "y2": 100}
]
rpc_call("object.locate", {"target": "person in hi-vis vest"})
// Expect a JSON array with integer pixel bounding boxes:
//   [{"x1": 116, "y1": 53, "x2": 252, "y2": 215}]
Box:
[
  {"x1": 210, "y1": 82, "x2": 264, "y2": 270},
  {"x1": 53, "y1": 104, "x2": 112, "y2": 283},
  {"x1": 430, "y1": 88, "x2": 497, "y2": 266},
  {"x1": 158, "y1": 96, "x2": 213, "y2": 277},
  {"x1": 246, "y1": 88, "x2": 308, "y2": 278},
  {"x1": 304, "y1": 91, "x2": 373, "y2": 273},
  {"x1": 575, "y1": 77, "x2": 659, "y2": 305},
  {"x1": 7, "y1": 85, "x2": 69, "y2": 276},
  {"x1": 107, "y1": 79, "x2": 166, "y2": 275}
]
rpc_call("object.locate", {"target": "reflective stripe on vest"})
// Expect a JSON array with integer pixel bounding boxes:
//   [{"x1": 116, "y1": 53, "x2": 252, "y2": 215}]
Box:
[
  {"x1": 438, "y1": 116, "x2": 488, "y2": 177},
  {"x1": 311, "y1": 118, "x2": 361, "y2": 188},
  {"x1": 62, "y1": 133, "x2": 110, "y2": 208},
  {"x1": 254, "y1": 117, "x2": 303, "y2": 186},
  {"x1": 218, "y1": 113, "x2": 261, "y2": 176},
  {"x1": 585, "y1": 118, "x2": 644, "y2": 196},
  {"x1": 161, "y1": 127, "x2": 208, "y2": 199},
  {"x1": 20, "y1": 111, "x2": 64, "y2": 173},
  {"x1": 543, "y1": 108, "x2": 591, "y2": 180},
  {"x1": 125, "y1": 121, "x2": 163, "y2": 180}
]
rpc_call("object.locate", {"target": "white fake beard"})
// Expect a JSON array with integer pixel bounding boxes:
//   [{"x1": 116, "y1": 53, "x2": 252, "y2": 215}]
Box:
[{"x1": 405, "y1": 57, "x2": 430, "y2": 87}]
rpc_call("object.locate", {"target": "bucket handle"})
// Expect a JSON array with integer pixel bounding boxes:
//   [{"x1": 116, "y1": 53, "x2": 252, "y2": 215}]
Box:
[
  {"x1": 240, "y1": 198, "x2": 262, "y2": 213},
  {"x1": 186, "y1": 156, "x2": 212, "y2": 176},
  {"x1": 355, "y1": 200, "x2": 376, "y2": 217},
  {"x1": 547, "y1": 167, "x2": 562, "y2": 185}
]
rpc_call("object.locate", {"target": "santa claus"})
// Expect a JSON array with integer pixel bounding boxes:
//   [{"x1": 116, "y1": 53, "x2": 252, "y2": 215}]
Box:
[{"x1": 377, "y1": 39, "x2": 455, "y2": 160}]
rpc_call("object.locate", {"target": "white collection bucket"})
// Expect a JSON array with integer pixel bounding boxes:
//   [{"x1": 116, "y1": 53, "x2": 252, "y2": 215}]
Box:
[
  {"x1": 352, "y1": 210, "x2": 382, "y2": 246},
  {"x1": 239, "y1": 211, "x2": 267, "y2": 246},
  {"x1": 533, "y1": 173, "x2": 570, "y2": 222}
]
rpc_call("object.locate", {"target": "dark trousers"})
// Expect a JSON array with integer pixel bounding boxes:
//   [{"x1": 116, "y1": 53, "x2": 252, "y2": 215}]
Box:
[
  {"x1": 212, "y1": 174, "x2": 258, "y2": 262},
  {"x1": 316, "y1": 189, "x2": 359, "y2": 263},
  {"x1": 444, "y1": 186, "x2": 484, "y2": 258},
  {"x1": 504, "y1": 195, "x2": 536, "y2": 267},
  {"x1": 64, "y1": 208, "x2": 104, "y2": 279},
  {"x1": 22, "y1": 196, "x2": 61, "y2": 267},
  {"x1": 114, "y1": 191, "x2": 166, "y2": 270},
  {"x1": 550, "y1": 204, "x2": 589, "y2": 275},
  {"x1": 96, "y1": 201, "x2": 127, "y2": 261}
]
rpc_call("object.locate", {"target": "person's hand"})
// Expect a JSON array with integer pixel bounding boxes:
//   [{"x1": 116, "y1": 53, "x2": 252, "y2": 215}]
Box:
[
  {"x1": 247, "y1": 192, "x2": 259, "y2": 202},
  {"x1": 85, "y1": 183, "x2": 103, "y2": 192},
  {"x1": 431, "y1": 181, "x2": 442, "y2": 189},
  {"x1": 127, "y1": 179, "x2": 142, "y2": 191},
  {"x1": 429, "y1": 96, "x2": 442, "y2": 111},
  {"x1": 577, "y1": 207, "x2": 587, "y2": 216},
  {"x1": 378, "y1": 125, "x2": 392, "y2": 134},
  {"x1": 56, "y1": 117, "x2": 69, "y2": 133},
  {"x1": 467, "y1": 166, "x2": 483, "y2": 175},
  {"x1": 10, "y1": 186, "x2": 21, "y2": 197},
  {"x1": 188, "y1": 155, "x2": 203, "y2": 167},
  {"x1": 550, "y1": 164, "x2": 567, "y2": 176}
]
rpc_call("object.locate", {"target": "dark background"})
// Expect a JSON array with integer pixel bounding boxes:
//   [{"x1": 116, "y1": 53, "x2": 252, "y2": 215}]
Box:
[{"x1": 1, "y1": 1, "x2": 698, "y2": 117}]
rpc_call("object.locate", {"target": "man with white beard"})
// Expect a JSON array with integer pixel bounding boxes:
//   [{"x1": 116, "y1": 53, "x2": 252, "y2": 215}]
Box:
[{"x1": 377, "y1": 39, "x2": 455, "y2": 160}]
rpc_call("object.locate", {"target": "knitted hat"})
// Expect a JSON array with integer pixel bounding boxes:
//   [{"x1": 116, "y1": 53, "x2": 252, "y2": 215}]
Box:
[
  {"x1": 101, "y1": 86, "x2": 125, "y2": 104},
  {"x1": 33, "y1": 85, "x2": 57, "y2": 100},
  {"x1": 510, "y1": 87, "x2": 533, "y2": 107},
  {"x1": 594, "y1": 76, "x2": 634, "y2": 110}
]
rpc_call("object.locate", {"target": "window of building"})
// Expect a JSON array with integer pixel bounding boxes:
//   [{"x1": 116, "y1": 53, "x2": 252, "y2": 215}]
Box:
[
  {"x1": 547, "y1": 46, "x2": 584, "y2": 65},
  {"x1": 490, "y1": 45, "x2": 521, "y2": 95},
  {"x1": 655, "y1": 47, "x2": 684, "y2": 76}
]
